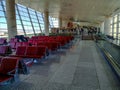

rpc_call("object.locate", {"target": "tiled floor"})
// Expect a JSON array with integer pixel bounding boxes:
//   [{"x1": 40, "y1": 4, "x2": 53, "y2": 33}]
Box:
[{"x1": 0, "y1": 38, "x2": 120, "y2": 90}]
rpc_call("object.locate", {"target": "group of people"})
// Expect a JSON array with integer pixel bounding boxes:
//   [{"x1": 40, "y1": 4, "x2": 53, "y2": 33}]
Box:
[
  {"x1": 87, "y1": 27, "x2": 97, "y2": 35},
  {"x1": 51, "y1": 26, "x2": 101, "y2": 36},
  {"x1": 78, "y1": 26, "x2": 100, "y2": 36}
]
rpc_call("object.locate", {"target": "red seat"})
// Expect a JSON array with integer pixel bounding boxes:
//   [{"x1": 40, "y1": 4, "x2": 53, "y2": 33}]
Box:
[
  {"x1": 25, "y1": 46, "x2": 37, "y2": 58},
  {"x1": 34, "y1": 46, "x2": 47, "y2": 58},
  {"x1": 11, "y1": 46, "x2": 46, "y2": 59},
  {"x1": 0, "y1": 57, "x2": 20, "y2": 85},
  {"x1": 40, "y1": 42, "x2": 52, "y2": 51},
  {"x1": 9, "y1": 38, "x2": 18, "y2": 43},
  {"x1": 10, "y1": 42, "x2": 16, "y2": 49},
  {"x1": 0, "y1": 46, "x2": 12, "y2": 56},
  {"x1": 6, "y1": 57, "x2": 30, "y2": 75},
  {"x1": 22, "y1": 42, "x2": 29, "y2": 46},
  {"x1": 0, "y1": 38, "x2": 7, "y2": 45},
  {"x1": 15, "y1": 42, "x2": 22, "y2": 49},
  {"x1": 46, "y1": 42, "x2": 58, "y2": 51},
  {"x1": 10, "y1": 46, "x2": 26, "y2": 57}
]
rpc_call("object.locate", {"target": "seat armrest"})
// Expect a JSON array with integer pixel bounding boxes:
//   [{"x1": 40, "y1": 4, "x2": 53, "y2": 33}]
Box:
[{"x1": 7, "y1": 69, "x2": 16, "y2": 75}]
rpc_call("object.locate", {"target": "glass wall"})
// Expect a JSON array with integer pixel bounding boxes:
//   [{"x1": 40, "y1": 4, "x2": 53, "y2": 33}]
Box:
[
  {"x1": 37, "y1": 12, "x2": 45, "y2": 33},
  {"x1": 16, "y1": 4, "x2": 42, "y2": 37},
  {"x1": 119, "y1": 14, "x2": 120, "y2": 39},
  {"x1": 0, "y1": 0, "x2": 59, "y2": 38},
  {"x1": 110, "y1": 18, "x2": 113, "y2": 36},
  {"x1": 49, "y1": 16, "x2": 54, "y2": 28},
  {"x1": 0, "y1": 0, "x2": 8, "y2": 38},
  {"x1": 110, "y1": 13, "x2": 120, "y2": 40},
  {"x1": 51, "y1": 17, "x2": 59, "y2": 28}
]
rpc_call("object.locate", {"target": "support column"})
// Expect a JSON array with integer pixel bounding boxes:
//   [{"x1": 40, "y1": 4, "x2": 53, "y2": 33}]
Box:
[
  {"x1": 59, "y1": 16, "x2": 62, "y2": 28},
  {"x1": 44, "y1": 11, "x2": 49, "y2": 36},
  {"x1": 104, "y1": 17, "x2": 111, "y2": 35},
  {"x1": 116, "y1": 15, "x2": 119, "y2": 39},
  {"x1": 62, "y1": 20, "x2": 68, "y2": 28},
  {"x1": 6, "y1": 0, "x2": 17, "y2": 40},
  {"x1": 100, "y1": 22, "x2": 104, "y2": 34}
]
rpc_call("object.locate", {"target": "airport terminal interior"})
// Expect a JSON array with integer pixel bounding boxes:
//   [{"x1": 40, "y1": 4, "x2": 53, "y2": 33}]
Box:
[{"x1": 0, "y1": 0, "x2": 120, "y2": 90}]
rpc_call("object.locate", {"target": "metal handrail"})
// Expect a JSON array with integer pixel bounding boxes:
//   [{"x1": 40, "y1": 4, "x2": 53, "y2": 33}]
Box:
[{"x1": 97, "y1": 43, "x2": 120, "y2": 77}]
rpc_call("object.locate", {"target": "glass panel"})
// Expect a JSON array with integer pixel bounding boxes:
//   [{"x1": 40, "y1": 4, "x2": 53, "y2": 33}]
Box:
[
  {"x1": 113, "y1": 28, "x2": 117, "y2": 33},
  {"x1": 52, "y1": 18, "x2": 58, "y2": 28},
  {"x1": 110, "y1": 18, "x2": 113, "y2": 24},
  {"x1": 16, "y1": 20, "x2": 21, "y2": 24},
  {"x1": 2, "y1": 0, "x2": 5, "y2": 6},
  {"x1": 0, "y1": 17, "x2": 6, "y2": 23},
  {"x1": 16, "y1": 15, "x2": 20, "y2": 19},
  {"x1": 0, "y1": 11, "x2": 4, "y2": 16},
  {"x1": 17, "y1": 25, "x2": 24, "y2": 35},
  {"x1": 24, "y1": 25, "x2": 34, "y2": 35},
  {"x1": 119, "y1": 14, "x2": 120, "y2": 21},
  {"x1": 0, "y1": 23, "x2": 8, "y2": 38},
  {"x1": 118, "y1": 34, "x2": 120, "y2": 39},
  {"x1": 119, "y1": 28, "x2": 120, "y2": 33},
  {"x1": 0, "y1": 23, "x2": 7, "y2": 29},
  {"x1": 113, "y1": 33, "x2": 117, "y2": 38},
  {"x1": 0, "y1": 5, "x2": 3, "y2": 10},
  {"x1": 114, "y1": 15, "x2": 117, "y2": 23}
]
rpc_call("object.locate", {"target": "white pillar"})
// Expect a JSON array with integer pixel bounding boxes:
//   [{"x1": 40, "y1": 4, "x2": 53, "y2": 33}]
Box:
[
  {"x1": 100, "y1": 22, "x2": 104, "y2": 34},
  {"x1": 104, "y1": 17, "x2": 111, "y2": 35},
  {"x1": 6, "y1": 0, "x2": 17, "y2": 40},
  {"x1": 59, "y1": 17, "x2": 62, "y2": 28},
  {"x1": 44, "y1": 11, "x2": 49, "y2": 36},
  {"x1": 62, "y1": 20, "x2": 69, "y2": 28}
]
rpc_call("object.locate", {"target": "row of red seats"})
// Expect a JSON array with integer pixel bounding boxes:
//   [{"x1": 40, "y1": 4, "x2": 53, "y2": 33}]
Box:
[
  {"x1": 29, "y1": 36, "x2": 74, "y2": 47},
  {"x1": 0, "y1": 36, "x2": 74, "y2": 85},
  {"x1": 10, "y1": 42, "x2": 30, "y2": 50},
  {"x1": 31, "y1": 36, "x2": 73, "y2": 40},
  {"x1": 31, "y1": 36, "x2": 73, "y2": 42},
  {"x1": 34, "y1": 41, "x2": 60, "y2": 51},
  {"x1": 9, "y1": 36, "x2": 74, "y2": 50},
  {"x1": 10, "y1": 46, "x2": 47, "y2": 59},
  {"x1": 0, "y1": 36, "x2": 74, "y2": 56},
  {"x1": 0, "y1": 57, "x2": 28, "y2": 85}
]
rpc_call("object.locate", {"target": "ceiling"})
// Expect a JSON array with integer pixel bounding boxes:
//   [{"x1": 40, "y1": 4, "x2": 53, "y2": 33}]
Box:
[{"x1": 15, "y1": 0, "x2": 120, "y2": 25}]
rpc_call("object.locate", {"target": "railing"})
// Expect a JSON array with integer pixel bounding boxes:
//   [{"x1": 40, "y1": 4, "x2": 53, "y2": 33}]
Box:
[{"x1": 96, "y1": 41, "x2": 120, "y2": 80}]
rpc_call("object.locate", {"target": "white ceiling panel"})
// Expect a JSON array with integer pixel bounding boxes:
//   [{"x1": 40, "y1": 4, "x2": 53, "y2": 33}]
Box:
[{"x1": 15, "y1": 0, "x2": 120, "y2": 24}]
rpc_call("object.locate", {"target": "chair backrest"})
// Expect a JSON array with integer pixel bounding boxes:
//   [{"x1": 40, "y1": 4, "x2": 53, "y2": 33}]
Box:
[
  {"x1": 0, "y1": 38, "x2": 7, "y2": 45},
  {"x1": 25, "y1": 46, "x2": 37, "y2": 56},
  {"x1": 36, "y1": 46, "x2": 47, "y2": 55},
  {"x1": 16, "y1": 42, "x2": 22, "y2": 49},
  {"x1": 0, "y1": 57, "x2": 19, "y2": 74},
  {"x1": 0, "y1": 46, "x2": 8, "y2": 55},
  {"x1": 22, "y1": 42, "x2": 29, "y2": 46},
  {"x1": 16, "y1": 46, "x2": 26, "y2": 56},
  {"x1": 10, "y1": 42, "x2": 16, "y2": 49}
]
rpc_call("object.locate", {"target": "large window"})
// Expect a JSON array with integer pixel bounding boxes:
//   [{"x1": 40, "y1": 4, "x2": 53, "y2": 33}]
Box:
[
  {"x1": 110, "y1": 13, "x2": 120, "y2": 40},
  {"x1": 0, "y1": 0, "x2": 59, "y2": 38},
  {"x1": 37, "y1": 12, "x2": 45, "y2": 33},
  {"x1": 51, "y1": 17, "x2": 59, "y2": 28},
  {"x1": 49, "y1": 16, "x2": 54, "y2": 28},
  {"x1": 110, "y1": 18, "x2": 113, "y2": 36},
  {"x1": 0, "y1": 0, "x2": 8, "y2": 38},
  {"x1": 17, "y1": 4, "x2": 38, "y2": 36}
]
